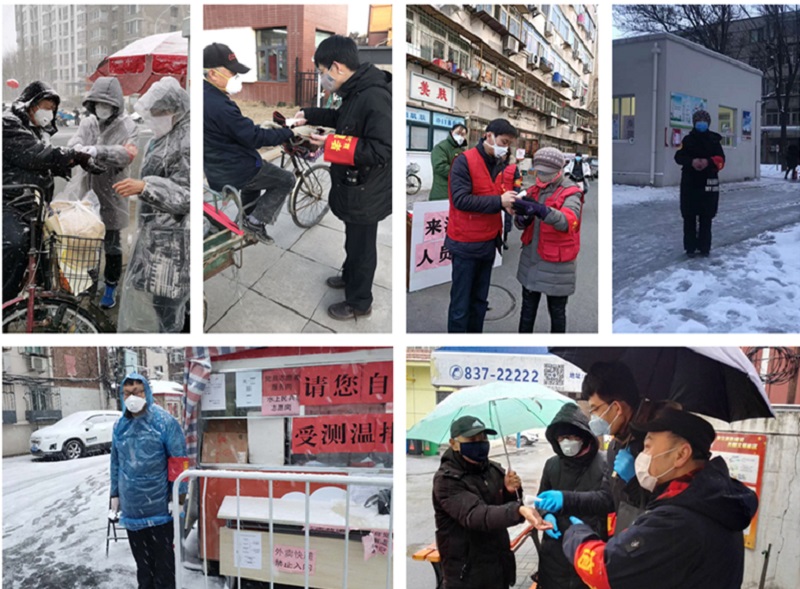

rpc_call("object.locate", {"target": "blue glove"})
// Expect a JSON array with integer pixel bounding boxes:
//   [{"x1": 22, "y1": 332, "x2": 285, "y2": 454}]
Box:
[
  {"x1": 535, "y1": 490, "x2": 563, "y2": 513},
  {"x1": 569, "y1": 516, "x2": 584, "y2": 526},
  {"x1": 543, "y1": 513, "x2": 561, "y2": 539},
  {"x1": 512, "y1": 197, "x2": 549, "y2": 219},
  {"x1": 614, "y1": 448, "x2": 636, "y2": 483}
]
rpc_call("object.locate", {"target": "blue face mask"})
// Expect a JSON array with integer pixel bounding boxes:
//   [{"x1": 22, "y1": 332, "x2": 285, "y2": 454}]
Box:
[
  {"x1": 575, "y1": 156, "x2": 582, "y2": 162},
  {"x1": 459, "y1": 440, "x2": 491, "y2": 463},
  {"x1": 695, "y1": 121, "x2": 709, "y2": 132}
]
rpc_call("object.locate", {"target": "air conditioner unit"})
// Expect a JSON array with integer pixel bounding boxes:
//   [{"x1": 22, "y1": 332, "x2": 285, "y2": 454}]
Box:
[
  {"x1": 503, "y1": 36, "x2": 520, "y2": 56},
  {"x1": 544, "y1": 22, "x2": 554, "y2": 37},
  {"x1": 502, "y1": 96, "x2": 514, "y2": 109},
  {"x1": 29, "y1": 356, "x2": 47, "y2": 373},
  {"x1": 527, "y1": 53, "x2": 539, "y2": 68},
  {"x1": 562, "y1": 37, "x2": 572, "y2": 49},
  {"x1": 570, "y1": 124, "x2": 578, "y2": 133},
  {"x1": 547, "y1": 116, "x2": 557, "y2": 129},
  {"x1": 583, "y1": 63, "x2": 593, "y2": 74},
  {"x1": 572, "y1": 49, "x2": 580, "y2": 61},
  {"x1": 528, "y1": 5, "x2": 540, "y2": 17},
  {"x1": 539, "y1": 58, "x2": 553, "y2": 73}
]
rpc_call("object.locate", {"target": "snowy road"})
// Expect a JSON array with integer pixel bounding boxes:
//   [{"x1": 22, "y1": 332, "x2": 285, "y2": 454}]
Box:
[
  {"x1": 613, "y1": 169, "x2": 800, "y2": 332},
  {"x1": 2, "y1": 454, "x2": 224, "y2": 589}
]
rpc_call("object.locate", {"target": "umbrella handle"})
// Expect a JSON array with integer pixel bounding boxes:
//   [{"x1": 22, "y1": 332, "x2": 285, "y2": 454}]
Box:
[{"x1": 492, "y1": 400, "x2": 522, "y2": 502}]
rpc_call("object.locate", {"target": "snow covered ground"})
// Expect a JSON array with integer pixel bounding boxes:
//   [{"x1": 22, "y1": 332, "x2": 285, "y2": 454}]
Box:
[
  {"x1": 2, "y1": 454, "x2": 225, "y2": 589},
  {"x1": 614, "y1": 166, "x2": 800, "y2": 333}
]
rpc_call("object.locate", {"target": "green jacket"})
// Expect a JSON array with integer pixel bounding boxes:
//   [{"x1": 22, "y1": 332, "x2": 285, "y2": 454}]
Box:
[{"x1": 429, "y1": 134, "x2": 466, "y2": 200}]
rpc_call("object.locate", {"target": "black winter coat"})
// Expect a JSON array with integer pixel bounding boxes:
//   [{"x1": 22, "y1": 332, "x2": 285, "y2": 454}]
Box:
[
  {"x1": 2, "y1": 81, "x2": 74, "y2": 200},
  {"x1": 303, "y1": 63, "x2": 392, "y2": 225},
  {"x1": 536, "y1": 404, "x2": 607, "y2": 589},
  {"x1": 674, "y1": 130, "x2": 726, "y2": 218},
  {"x1": 562, "y1": 457, "x2": 758, "y2": 589},
  {"x1": 432, "y1": 448, "x2": 523, "y2": 589}
]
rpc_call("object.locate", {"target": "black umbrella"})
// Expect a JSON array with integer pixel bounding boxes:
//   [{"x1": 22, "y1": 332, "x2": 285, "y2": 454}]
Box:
[{"x1": 549, "y1": 347, "x2": 774, "y2": 422}]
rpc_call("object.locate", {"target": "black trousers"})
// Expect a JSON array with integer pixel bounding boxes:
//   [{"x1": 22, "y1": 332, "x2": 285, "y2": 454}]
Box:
[
  {"x1": 448, "y1": 254, "x2": 494, "y2": 333},
  {"x1": 343, "y1": 222, "x2": 378, "y2": 312},
  {"x1": 104, "y1": 229, "x2": 123, "y2": 284},
  {"x1": 683, "y1": 214, "x2": 713, "y2": 254},
  {"x1": 127, "y1": 522, "x2": 175, "y2": 589},
  {"x1": 240, "y1": 162, "x2": 295, "y2": 225},
  {"x1": 519, "y1": 288, "x2": 568, "y2": 333}
]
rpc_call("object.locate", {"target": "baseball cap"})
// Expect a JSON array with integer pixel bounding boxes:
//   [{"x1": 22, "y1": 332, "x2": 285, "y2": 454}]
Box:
[
  {"x1": 204, "y1": 43, "x2": 250, "y2": 74},
  {"x1": 631, "y1": 407, "x2": 716, "y2": 458},
  {"x1": 450, "y1": 415, "x2": 498, "y2": 439}
]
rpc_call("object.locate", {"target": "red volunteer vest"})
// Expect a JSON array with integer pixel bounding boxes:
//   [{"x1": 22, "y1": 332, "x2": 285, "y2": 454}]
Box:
[
  {"x1": 521, "y1": 183, "x2": 583, "y2": 262},
  {"x1": 447, "y1": 147, "x2": 517, "y2": 243}
]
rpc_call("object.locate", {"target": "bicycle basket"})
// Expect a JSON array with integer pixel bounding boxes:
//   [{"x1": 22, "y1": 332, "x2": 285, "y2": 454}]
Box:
[
  {"x1": 49, "y1": 234, "x2": 103, "y2": 296},
  {"x1": 407, "y1": 162, "x2": 420, "y2": 174}
]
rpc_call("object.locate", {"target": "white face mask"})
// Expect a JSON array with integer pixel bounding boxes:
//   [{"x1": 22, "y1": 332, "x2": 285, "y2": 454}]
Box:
[
  {"x1": 125, "y1": 395, "x2": 147, "y2": 414},
  {"x1": 559, "y1": 438, "x2": 582, "y2": 457},
  {"x1": 144, "y1": 114, "x2": 173, "y2": 138},
  {"x1": 226, "y1": 75, "x2": 243, "y2": 95},
  {"x1": 487, "y1": 135, "x2": 508, "y2": 159},
  {"x1": 34, "y1": 108, "x2": 54, "y2": 127},
  {"x1": 320, "y1": 72, "x2": 336, "y2": 92},
  {"x1": 452, "y1": 133, "x2": 466, "y2": 146},
  {"x1": 95, "y1": 104, "x2": 115, "y2": 120},
  {"x1": 635, "y1": 446, "x2": 679, "y2": 491}
]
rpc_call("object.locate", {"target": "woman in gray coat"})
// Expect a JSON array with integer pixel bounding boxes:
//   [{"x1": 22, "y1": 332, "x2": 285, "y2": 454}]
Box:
[
  {"x1": 512, "y1": 147, "x2": 583, "y2": 333},
  {"x1": 67, "y1": 77, "x2": 138, "y2": 309},
  {"x1": 114, "y1": 77, "x2": 190, "y2": 333}
]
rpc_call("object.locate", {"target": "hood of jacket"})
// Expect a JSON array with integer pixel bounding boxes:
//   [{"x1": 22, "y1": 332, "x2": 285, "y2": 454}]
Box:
[
  {"x1": 545, "y1": 403, "x2": 599, "y2": 460},
  {"x1": 134, "y1": 76, "x2": 190, "y2": 128},
  {"x1": 337, "y1": 62, "x2": 391, "y2": 100},
  {"x1": 12, "y1": 80, "x2": 61, "y2": 135},
  {"x1": 119, "y1": 372, "x2": 155, "y2": 415},
  {"x1": 83, "y1": 76, "x2": 125, "y2": 116},
  {"x1": 653, "y1": 456, "x2": 758, "y2": 532}
]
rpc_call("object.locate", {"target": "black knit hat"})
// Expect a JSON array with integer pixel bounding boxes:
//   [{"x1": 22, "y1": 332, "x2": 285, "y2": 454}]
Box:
[{"x1": 692, "y1": 109, "x2": 711, "y2": 124}]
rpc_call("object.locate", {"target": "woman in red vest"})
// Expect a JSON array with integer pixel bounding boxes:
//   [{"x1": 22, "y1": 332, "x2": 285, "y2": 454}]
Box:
[
  {"x1": 445, "y1": 119, "x2": 521, "y2": 333},
  {"x1": 512, "y1": 147, "x2": 584, "y2": 333}
]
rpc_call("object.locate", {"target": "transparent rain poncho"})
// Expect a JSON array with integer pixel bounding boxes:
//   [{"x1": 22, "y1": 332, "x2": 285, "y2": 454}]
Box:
[
  {"x1": 66, "y1": 77, "x2": 139, "y2": 231},
  {"x1": 117, "y1": 77, "x2": 190, "y2": 333},
  {"x1": 110, "y1": 373, "x2": 189, "y2": 531}
]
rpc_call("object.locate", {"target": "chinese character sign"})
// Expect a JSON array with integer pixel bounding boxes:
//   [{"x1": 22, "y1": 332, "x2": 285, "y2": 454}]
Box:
[
  {"x1": 262, "y1": 394, "x2": 301, "y2": 416},
  {"x1": 291, "y1": 414, "x2": 393, "y2": 454},
  {"x1": 297, "y1": 362, "x2": 393, "y2": 405},
  {"x1": 273, "y1": 545, "x2": 316, "y2": 575},
  {"x1": 410, "y1": 72, "x2": 455, "y2": 109},
  {"x1": 262, "y1": 368, "x2": 301, "y2": 396}
]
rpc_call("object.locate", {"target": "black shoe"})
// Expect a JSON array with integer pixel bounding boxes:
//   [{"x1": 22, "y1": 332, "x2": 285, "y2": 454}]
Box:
[
  {"x1": 686, "y1": 251, "x2": 697, "y2": 258},
  {"x1": 326, "y1": 275, "x2": 346, "y2": 289},
  {"x1": 241, "y1": 217, "x2": 274, "y2": 245},
  {"x1": 699, "y1": 251, "x2": 710, "y2": 258},
  {"x1": 327, "y1": 301, "x2": 372, "y2": 321}
]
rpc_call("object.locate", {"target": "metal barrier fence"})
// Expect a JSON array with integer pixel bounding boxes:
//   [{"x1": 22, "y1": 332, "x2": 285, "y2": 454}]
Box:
[{"x1": 173, "y1": 469, "x2": 393, "y2": 589}]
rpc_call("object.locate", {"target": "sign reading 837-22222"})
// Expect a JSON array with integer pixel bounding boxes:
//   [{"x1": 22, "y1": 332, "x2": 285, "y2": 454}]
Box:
[{"x1": 449, "y1": 364, "x2": 540, "y2": 383}]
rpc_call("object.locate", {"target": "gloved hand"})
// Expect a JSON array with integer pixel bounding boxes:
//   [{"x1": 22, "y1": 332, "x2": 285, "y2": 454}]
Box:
[
  {"x1": 512, "y1": 197, "x2": 549, "y2": 219},
  {"x1": 535, "y1": 490, "x2": 563, "y2": 513},
  {"x1": 83, "y1": 160, "x2": 108, "y2": 175},
  {"x1": 110, "y1": 497, "x2": 119, "y2": 512},
  {"x1": 71, "y1": 150, "x2": 92, "y2": 167},
  {"x1": 569, "y1": 516, "x2": 584, "y2": 526},
  {"x1": 75, "y1": 145, "x2": 98, "y2": 158},
  {"x1": 613, "y1": 448, "x2": 636, "y2": 483},
  {"x1": 543, "y1": 514, "x2": 561, "y2": 539}
]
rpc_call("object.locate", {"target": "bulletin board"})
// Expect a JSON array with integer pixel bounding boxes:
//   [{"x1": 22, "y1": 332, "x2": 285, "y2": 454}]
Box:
[
  {"x1": 711, "y1": 433, "x2": 766, "y2": 549},
  {"x1": 669, "y1": 93, "x2": 708, "y2": 129}
]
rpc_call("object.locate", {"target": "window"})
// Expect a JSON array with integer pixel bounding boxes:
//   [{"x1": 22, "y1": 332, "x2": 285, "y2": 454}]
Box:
[
  {"x1": 315, "y1": 30, "x2": 332, "y2": 47},
  {"x1": 612, "y1": 95, "x2": 636, "y2": 140},
  {"x1": 718, "y1": 106, "x2": 736, "y2": 146},
  {"x1": 407, "y1": 124, "x2": 429, "y2": 151},
  {"x1": 257, "y1": 28, "x2": 288, "y2": 82}
]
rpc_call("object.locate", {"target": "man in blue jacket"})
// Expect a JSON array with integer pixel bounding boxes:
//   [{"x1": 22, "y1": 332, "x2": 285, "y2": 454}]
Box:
[
  {"x1": 203, "y1": 42, "x2": 298, "y2": 244},
  {"x1": 110, "y1": 373, "x2": 188, "y2": 589}
]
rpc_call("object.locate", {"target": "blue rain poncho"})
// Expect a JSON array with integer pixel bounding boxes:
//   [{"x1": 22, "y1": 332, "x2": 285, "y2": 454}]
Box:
[{"x1": 110, "y1": 372, "x2": 188, "y2": 531}]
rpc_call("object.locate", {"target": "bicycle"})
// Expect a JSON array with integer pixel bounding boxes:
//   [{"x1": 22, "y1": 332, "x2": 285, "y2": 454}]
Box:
[
  {"x1": 3, "y1": 184, "x2": 114, "y2": 333},
  {"x1": 407, "y1": 162, "x2": 422, "y2": 195}
]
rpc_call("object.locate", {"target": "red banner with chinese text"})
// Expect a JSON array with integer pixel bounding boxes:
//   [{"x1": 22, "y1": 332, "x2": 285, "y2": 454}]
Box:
[
  {"x1": 281, "y1": 362, "x2": 393, "y2": 406},
  {"x1": 291, "y1": 413, "x2": 393, "y2": 454}
]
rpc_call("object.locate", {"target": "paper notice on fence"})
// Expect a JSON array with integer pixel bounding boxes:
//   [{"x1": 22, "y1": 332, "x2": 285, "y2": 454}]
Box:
[
  {"x1": 235, "y1": 370, "x2": 262, "y2": 407},
  {"x1": 233, "y1": 530, "x2": 262, "y2": 570},
  {"x1": 362, "y1": 530, "x2": 390, "y2": 560},
  {"x1": 204, "y1": 373, "x2": 226, "y2": 412},
  {"x1": 273, "y1": 545, "x2": 316, "y2": 575}
]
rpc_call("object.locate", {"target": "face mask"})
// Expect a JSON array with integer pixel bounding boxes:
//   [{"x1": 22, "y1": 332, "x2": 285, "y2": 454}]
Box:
[
  {"x1": 225, "y1": 75, "x2": 243, "y2": 95},
  {"x1": 694, "y1": 121, "x2": 709, "y2": 132},
  {"x1": 459, "y1": 440, "x2": 491, "y2": 463},
  {"x1": 320, "y1": 72, "x2": 336, "y2": 92},
  {"x1": 635, "y1": 446, "x2": 680, "y2": 491},
  {"x1": 34, "y1": 108, "x2": 54, "y2": 127},
  {"x1": 487, "y1": 136, "x2": 508, "y2": 160},
  {"x1": 559, "y1": 438, "x2": 582, "y2": 457},
  {"x1": 95, "y1": 104, "x2": 114, "y2": 120},
  {"x1": 574, "y1": 156, "x2": 582, "y2": 162},
  {"x1": 536, "y1": 170, "x2": 562, "y2": 188},
  {"x1": 144, "y1": 114, "x2": 173, "y2": 138},
  {"x1": 125, "y1": 395, "x2": 147, "y2": 414},
  {"x1": 452, "y1": 133, "x2": 466, "y2": 146},
  {"x1": 588, "y1": 403, "x2": 618, "y2": 437}
]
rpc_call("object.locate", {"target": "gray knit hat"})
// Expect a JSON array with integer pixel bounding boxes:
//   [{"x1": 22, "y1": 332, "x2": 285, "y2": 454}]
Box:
[
  {"x1": 692, "y1": 109, "x2": 711, "y2": 124},
  {"x1": 533, "y1": 146, "x2": 565, "y2": 174}
]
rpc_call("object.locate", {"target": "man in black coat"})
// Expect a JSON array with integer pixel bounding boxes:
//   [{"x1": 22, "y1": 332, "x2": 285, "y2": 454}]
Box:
[
  {"x1": 432, "y1": 415, "x2": 538, "y2": 589},
  {"x1": 295, "y1": 35, "x2": 391, "y2": 321},
  {"x1": 535, "y1": 404, "x2": 607, "y2": 589},
  {"x1": 674, "y1": 109, "x2": 726, "y2": 258},
  {"x1": 2, "y1": 81, "x2": 96, "y2": 302},
  {"x1": 561, "y1": 408, "x2": 758, "y2": 589}
]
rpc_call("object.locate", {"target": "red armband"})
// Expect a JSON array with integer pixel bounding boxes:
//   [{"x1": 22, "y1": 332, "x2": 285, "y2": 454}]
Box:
[
  {"x1": 562, "y1": 207, "x2": 580, "y2": 234},
  {"x1": 324, "y1": 134, "x2": 359, "y2": 166},
  {"x1": 573, "y1": 539, "x2": 611, "y2": 589},
  {"x1": 168, "y1": 456, "x2": 190, "y2": 482},
  {"x1": 711, "y1": 156, "x2": 725, "y2": 171}
]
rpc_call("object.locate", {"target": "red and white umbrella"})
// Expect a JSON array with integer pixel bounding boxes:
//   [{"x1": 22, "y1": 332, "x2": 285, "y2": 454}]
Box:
[{"x1": 89, "y1": 31, "x2": 187, "y2": 95}]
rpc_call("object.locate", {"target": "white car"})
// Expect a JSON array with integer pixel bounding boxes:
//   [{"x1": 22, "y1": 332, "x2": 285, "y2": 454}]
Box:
[{"x1": 29, "y1": 410, "x2": 121, "y2": 460}]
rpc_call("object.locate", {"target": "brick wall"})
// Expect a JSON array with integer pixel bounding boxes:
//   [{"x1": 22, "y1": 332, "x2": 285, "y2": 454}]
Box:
[
  {"x1": 51, "y1": 348, "x2": 103, "y2": 388},
  {"x1": 204, "y1": 5, "x2": 348, "y2": 104}
]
